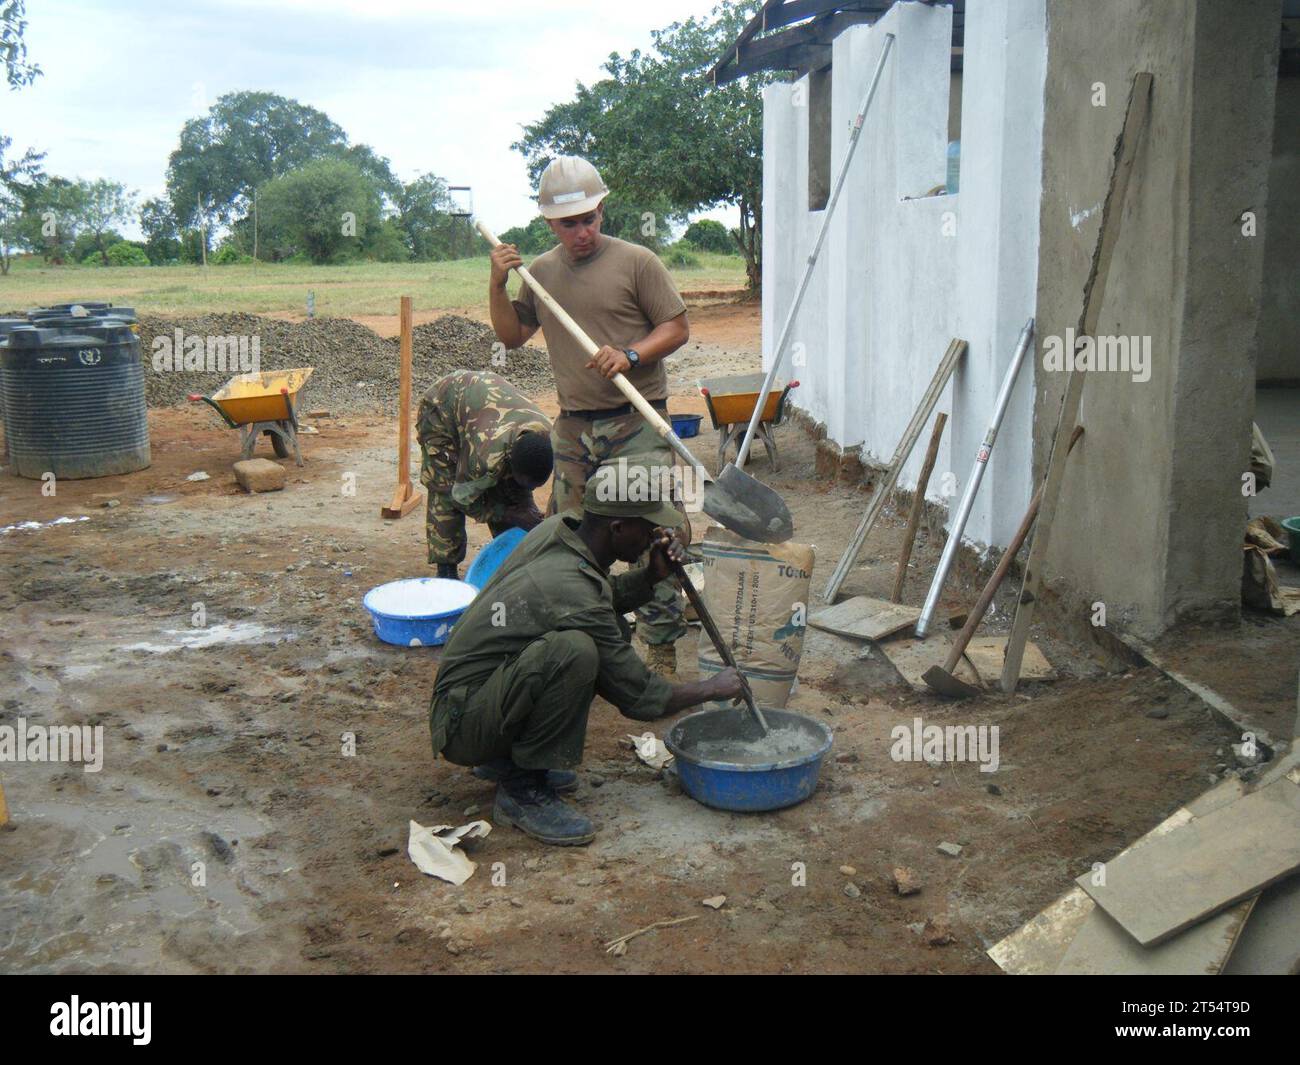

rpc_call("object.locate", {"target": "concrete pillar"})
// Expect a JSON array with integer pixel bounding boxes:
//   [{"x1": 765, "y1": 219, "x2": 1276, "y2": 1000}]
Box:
[{"x1": 1036, "y1": 0, "x2": 1280, "y2": 636}]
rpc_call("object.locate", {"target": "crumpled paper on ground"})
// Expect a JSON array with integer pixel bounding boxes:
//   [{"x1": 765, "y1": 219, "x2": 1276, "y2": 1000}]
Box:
[
  {"x1": 407, "y1": 819, "x2": 492, "y2": 885},
  {"x1": 628, "y1": 732, "x2": 673, "y2": 771}
]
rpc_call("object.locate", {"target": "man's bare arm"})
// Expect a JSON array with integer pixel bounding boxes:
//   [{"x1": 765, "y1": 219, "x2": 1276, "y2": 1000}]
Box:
[
  {"x1": 587, "y1": 312, "x2": 689, "y2": 379},
  {"x1": 487, "y1": 242, "x2": 539, "y2": 349}
]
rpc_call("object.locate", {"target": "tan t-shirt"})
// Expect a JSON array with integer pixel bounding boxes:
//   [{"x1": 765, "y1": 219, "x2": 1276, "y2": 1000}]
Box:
[{"x1": 512, "y1": 236, "x2": 687, "y2": 411}]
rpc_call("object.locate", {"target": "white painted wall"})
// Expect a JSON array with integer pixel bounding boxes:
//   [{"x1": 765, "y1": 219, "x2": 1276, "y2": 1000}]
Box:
[{"x1": 763, "y1": 0, "x2": 1048, "y2": 552}]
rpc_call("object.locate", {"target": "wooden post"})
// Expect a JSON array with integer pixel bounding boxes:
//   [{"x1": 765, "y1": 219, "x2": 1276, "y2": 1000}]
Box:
[
  {"x1": 1000, "y1": 73, "x2": 1153, "y2": 693},
  {"x1": 0, "y1": 776, "x2": 9, "y2": 828},
  {"x1": 891, "y1": 411, "x2": 947, "y2": 603},
  {"x1": 381, "y1": 295, "x2": 423, "y2": 519}
]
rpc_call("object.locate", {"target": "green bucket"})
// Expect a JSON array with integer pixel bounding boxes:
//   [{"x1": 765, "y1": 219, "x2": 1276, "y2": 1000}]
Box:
[{"x1": 1282, "y1": 516, "x2": 1300, "y2": 564}]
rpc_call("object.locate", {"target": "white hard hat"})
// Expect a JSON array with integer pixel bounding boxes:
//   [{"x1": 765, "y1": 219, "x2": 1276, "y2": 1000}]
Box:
[{"x1": 537, "y1": 156, "x2": 609, "y2": 219}]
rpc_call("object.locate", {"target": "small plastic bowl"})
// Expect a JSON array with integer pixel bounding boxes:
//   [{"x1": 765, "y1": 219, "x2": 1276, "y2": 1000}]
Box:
[
  {"x1": 465, "y1": 527, "x2": 527, "y2": 589},
  {"x1": 362, "y1": 577, "x2": 477, "y2": 646},
  {"x1": 1281, "y1": 517, "x2": 1300, "y2": 565}
]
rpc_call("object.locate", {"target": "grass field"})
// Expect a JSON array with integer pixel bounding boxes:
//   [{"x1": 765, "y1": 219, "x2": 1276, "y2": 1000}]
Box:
[{"x1": 0, "y1": 252, "x2": 749, "y2": 318}]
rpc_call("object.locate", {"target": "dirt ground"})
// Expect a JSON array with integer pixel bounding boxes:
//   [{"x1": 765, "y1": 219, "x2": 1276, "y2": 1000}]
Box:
[{"x1": 0, "y1": 302, "x2": 1269, "y2": 974}]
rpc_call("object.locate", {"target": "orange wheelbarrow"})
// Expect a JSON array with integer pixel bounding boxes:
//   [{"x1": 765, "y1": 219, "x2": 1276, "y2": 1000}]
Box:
[
  {"x1": 189, "y1": 367, "x2": 314, "y2": 466},
  {"x1": 699, "y1": 373, "x2": 799, "y2": 471}
]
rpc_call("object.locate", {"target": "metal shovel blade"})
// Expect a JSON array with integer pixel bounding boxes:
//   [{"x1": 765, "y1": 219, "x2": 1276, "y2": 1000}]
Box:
[
  {"x1": 921, "y1": 664, "x2": 981, "y2": 699},
  {"x1": 704, "y1": 463, "x2": 795, "y2": 544}
]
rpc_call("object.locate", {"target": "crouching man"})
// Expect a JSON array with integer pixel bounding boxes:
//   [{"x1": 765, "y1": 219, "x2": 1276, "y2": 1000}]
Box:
[{"x1": 428, "y1": 457, "x2": 745, "y2": 845}]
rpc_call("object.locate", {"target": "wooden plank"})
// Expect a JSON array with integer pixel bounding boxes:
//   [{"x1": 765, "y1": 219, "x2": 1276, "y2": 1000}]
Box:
[
  {"x1": 964, "y1": 637, "x2": 1054, "y2": 684},
  {"x1": 0, "y1": 777, "x2": 8, "y2": 828},
  {"x1": 891, "y1": 412, "x2": 947, "y2": 603},
  {"x1": 1001, "y1": 72, "x2": 1153, "y2": 692},
  {"x1": 808, "y1": 595, "x2": 920, "y2": 641},
  {"x1": 988, "y1": 774, "x2": 1250, "y2": 974},
  {"x1": 877, "y1": 633, "x2": 979, "y2": 692},
  {"x1": 823, "y1": 339, "x2": 966, "y2": 603},
  {"x1": 1056, "y1": 896, "x2": 1255, "y2": 975},
  {"x1": 1078, "y1": 776, "x2": 1300, "y2": 947},
  {"x1": 1221, "y1": 874, "x2": 1300, "y2": 974}
]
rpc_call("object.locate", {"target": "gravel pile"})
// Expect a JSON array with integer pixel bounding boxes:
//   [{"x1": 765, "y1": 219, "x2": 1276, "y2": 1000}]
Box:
[{"x1": 133, "y1": 313, "x2": 553, "y2": 414}]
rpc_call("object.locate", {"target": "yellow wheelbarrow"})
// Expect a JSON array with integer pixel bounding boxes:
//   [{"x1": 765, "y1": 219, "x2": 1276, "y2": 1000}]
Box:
[
  {"x1": 189, "y1": 367, "x2": 314, "y2": 466},
  {"x1": 699, "y1": 373, "x2": 799, "y2": 471}
]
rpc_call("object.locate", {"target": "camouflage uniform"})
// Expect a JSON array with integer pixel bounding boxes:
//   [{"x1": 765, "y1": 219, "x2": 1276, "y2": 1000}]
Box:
[
  {"x1": 547, "y1": 409, "x2": 687, "y2": 645},
  {"x1": 417, "y1": 371, "x2": 551, "y2": 567}
]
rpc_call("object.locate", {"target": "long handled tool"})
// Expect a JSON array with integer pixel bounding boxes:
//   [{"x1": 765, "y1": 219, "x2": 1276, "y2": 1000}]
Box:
[
  {"x1": 914, "y1": 318, "x2": 1035, "y2": 638},
  {"x1": 477, "y1": 222, "x2": 794, "y2": 544},
  {"x1": 673, "y1": 561, "x2": 769, "y2": 735},
  {"x1": 922, "y1": 427, "x2": 1084, "y2": 697},
  {"x1": 735, "y1": 32, "x2": 895, "y2": 471}
]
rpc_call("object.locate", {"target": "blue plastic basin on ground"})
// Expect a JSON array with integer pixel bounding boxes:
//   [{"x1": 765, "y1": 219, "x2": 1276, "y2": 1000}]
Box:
[
  {"x1": 363, "y1": 577, "x2": 477, "y2": 646},
  {"x1": 664, "y1": 706, "x2": 833, "y2": 812},
  {"x1": 1282, "y1": 517, "x2": 1300, "y2": 565},
  {"x1": 465, "y1": 526, "x2": 528, "y2": 589},
  {"x1": 670, "y1": 413, "x2": 702, "y2": 439}
]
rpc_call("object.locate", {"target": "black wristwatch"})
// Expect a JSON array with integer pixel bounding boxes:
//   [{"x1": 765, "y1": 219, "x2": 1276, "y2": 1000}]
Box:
[{"x1": 623, "y1": 348, "x2": 641, "y2": 367}]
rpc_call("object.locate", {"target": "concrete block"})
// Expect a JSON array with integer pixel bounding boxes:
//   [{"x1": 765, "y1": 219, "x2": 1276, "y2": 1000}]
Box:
[{"x1": 233, "y1": 458, "x2": 286, "y2": 493}]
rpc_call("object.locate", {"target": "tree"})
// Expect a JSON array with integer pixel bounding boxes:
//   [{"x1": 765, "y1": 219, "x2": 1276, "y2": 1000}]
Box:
[
  {"x1": 514, "y1": 1, "x2": 769, "y2": 289},
  {"x1": 499, "y1": 216, "x2": 554, "y2": 256},
  {"x1": 2, "y1": 0, "x2": 41, "y2": 90},
  {"x1": 12, "y1": 175, "x2": 85, "y2": 265},
  {"x1": 684, "y1": 218, "x2": 734, "y2": 253},
  {"x1": 0, "y1": 132, "x2": 44, "y2": 273},
  {"x1": 397, "y1": 173, "x2": 461, "y2": 260},
  {"x1": 165, "y1": 91, "x2": 399, "y2": 241},
  {"x1": 139, "y1": 197, "x2": 182, "y2": 264},
  {"x1": 77, "y1": 179, "x2": 137, "y2": 265},
  {"x1": 256, "y1": 158, "x2": 381, "y2": 264}
]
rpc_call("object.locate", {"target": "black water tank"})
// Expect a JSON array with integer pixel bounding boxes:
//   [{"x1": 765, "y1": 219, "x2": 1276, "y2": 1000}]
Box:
[{"x1": 0, "y1": 320, "x2": 150, "y2": 479}]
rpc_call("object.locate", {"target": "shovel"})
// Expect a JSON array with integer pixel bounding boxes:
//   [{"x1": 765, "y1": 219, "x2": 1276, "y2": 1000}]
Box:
[
  {"x1": 477, "y1": 222, "x2": 794, "y2": 544},
  {"x1": 673, "y1": 561, "x2": 769, "y2": 736},
  {"x1": 922, "y1": 427, "x2": 1084, "y2": 697}
]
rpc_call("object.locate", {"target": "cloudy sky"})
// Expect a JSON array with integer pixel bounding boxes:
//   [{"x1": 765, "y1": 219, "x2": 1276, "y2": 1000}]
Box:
[{"x1": 5, "y1": 0, "x2": 739, "y2": 236}]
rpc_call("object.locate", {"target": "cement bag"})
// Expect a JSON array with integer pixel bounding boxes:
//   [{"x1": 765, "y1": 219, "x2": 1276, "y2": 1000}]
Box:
[{"x1": 696, "y1": 528, "x2": 815, "y2": 708}]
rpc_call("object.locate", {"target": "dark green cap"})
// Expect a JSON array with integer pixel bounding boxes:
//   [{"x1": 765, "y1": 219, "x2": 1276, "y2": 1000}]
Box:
[{"x1": 582, "y1": 455, "x2": 684, "y2": 527}]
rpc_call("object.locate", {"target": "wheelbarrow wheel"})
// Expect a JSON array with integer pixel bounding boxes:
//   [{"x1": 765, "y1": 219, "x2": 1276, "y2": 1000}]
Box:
[{"x1": 269, "y1": 430, "x2": 290, "y2": 459}]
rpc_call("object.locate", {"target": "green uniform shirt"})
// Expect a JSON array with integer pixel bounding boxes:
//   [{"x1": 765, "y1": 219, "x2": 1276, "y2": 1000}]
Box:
[
  {"x1": 433, "y1": 514, "x2": 672, "y2": 722},
  {"x1": 416, "y1": 370, "x2": 551, "y2": 523}
]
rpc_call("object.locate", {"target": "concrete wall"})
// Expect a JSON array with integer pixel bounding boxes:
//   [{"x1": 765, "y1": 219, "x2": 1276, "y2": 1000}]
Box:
[
  {"x1": 1259, "y1": 75, "x2": 1300, "y2": 382},
  {"x1": 764, "y1": 0, "x2": 1047, "y2": 550},
  {"x1": 1035, "y1": 0, "x2": 1280, "y2": 636}
]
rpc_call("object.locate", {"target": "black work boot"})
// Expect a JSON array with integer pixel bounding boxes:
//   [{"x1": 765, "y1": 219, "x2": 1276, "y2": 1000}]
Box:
[
  {"x1": 493, "y1": 769, "x2": 595, "y2": 846},
  {"x1": 436, "y1": 563, "x2": 458, "y2": 580},
  {"x1": 472, "y1": 759, "x2": 578, "y2": 793}
]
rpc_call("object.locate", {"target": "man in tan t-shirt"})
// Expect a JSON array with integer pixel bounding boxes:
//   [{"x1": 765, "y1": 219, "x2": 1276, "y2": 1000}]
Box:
[{"x1": 487, "y1": 155, "x2": 690, "y2": 673}]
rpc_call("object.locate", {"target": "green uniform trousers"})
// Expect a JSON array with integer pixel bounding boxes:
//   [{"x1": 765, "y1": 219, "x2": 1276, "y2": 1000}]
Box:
[{"x1": 434, "y1": 630, "x2": 601, "y2": 770}]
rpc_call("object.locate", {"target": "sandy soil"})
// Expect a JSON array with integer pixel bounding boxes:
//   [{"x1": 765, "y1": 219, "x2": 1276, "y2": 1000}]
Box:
[{"x1": 0, "y1": 303, "x2": 1257, "y2": 974}]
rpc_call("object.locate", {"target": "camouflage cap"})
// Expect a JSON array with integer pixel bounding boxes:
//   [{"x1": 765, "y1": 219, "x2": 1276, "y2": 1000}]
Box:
[{"x1": 582, "y1": 455, "x2": 684, "y2": 528}]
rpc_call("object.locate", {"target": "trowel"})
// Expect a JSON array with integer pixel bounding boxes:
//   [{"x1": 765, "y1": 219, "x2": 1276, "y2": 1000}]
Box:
[{"x1": 477, "y1": 223, "x2": 794, "y2": 544}]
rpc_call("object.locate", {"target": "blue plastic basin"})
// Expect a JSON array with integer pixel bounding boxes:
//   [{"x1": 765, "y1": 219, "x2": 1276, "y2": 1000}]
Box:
[
  {"x1": 664, "y1": 706, "x2": 833, "y2": 812},
  {"x1": 465, "y1": 526, "x2": 527, "y2": 589},
  {"x1": 670, "y1": 413, "x2": 702, "y2": 439},
  {"x1": 363, "y1": 577, "x2": 477, "y2": 646}
]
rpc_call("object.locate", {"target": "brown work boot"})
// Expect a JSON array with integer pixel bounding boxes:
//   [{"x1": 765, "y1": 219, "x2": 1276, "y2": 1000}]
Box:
[{"x1": 641, "y1": 641, "x2": 677, "y2": 678}]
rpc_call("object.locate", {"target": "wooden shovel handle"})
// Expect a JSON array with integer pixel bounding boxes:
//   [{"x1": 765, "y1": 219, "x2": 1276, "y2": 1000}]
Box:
[{"x1": 942, "y1": 426, "x2": 1085, "y2": 672}]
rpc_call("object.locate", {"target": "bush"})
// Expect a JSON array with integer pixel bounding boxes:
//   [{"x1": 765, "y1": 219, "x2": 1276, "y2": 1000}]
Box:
[
  {"x1": 105, "y1": 241, "x2": 150, "y2": 267},
  {"x1": 662, "y1": 244, "x2": 701, "y2": 268},
  {"x1": 683, "y1": 218, "x2": 734, "y2": 254},
  {"x1": 213, "y1": 244, "x2": 253, "y2": 265}
]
